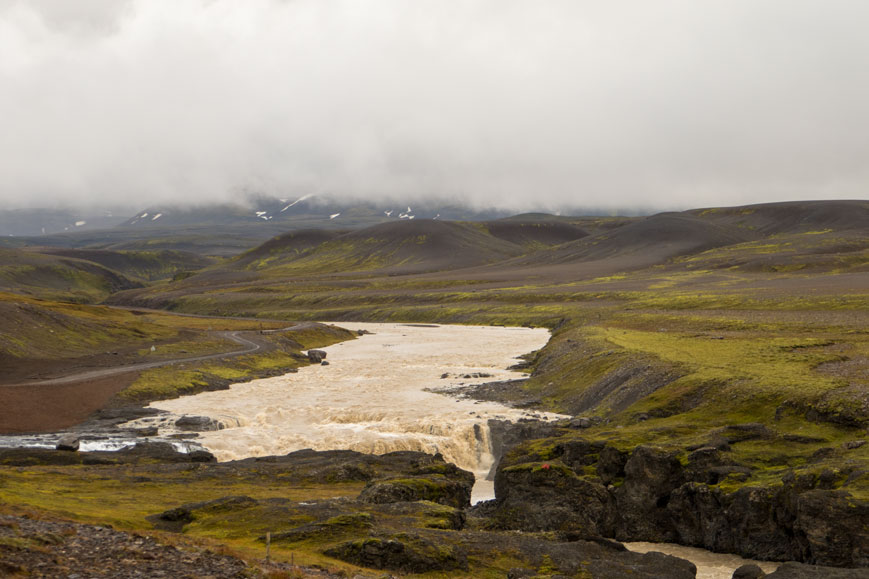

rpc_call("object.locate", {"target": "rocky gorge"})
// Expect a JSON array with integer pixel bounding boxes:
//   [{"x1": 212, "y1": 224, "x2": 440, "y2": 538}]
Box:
[
  {"x1": 2, "y1": 321, "x2": 867, "y2": 577},
  {"x1": 483, "y1": 425, "x2": 867, "y2": 568}
]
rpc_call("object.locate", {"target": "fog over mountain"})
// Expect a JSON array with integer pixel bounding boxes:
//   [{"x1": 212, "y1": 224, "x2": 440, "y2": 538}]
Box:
[{"x1": 1, "y1": 0, "x2": 868, "y2": 212}]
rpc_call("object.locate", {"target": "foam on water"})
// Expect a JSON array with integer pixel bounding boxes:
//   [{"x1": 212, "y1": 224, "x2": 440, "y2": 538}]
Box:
[
  {"x1": 149, "y1": 322, "x2": 560, "y2": 498},
  {"x1": 144, "y1": 322, "x2": 781, "y2": 576}
]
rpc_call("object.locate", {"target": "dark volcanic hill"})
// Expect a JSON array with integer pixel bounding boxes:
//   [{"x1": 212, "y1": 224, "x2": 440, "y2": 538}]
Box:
[
  {"x1": 34, "y1": 248, "x2": 214, "y2": 282},
  {"x1": 231, "y1": 229, "x2": 345, "y2": 269},
  {"x1": 482, "y1": 219, "x2": 590, "y2": 248},
  {"x1": 509, "y1": 212, "x2": 751, "y2": 270},
  {"x1": 687, "y1": 199, "x2": 869, "y2": 236},
  {"x1": 234, "y1": 220, "x2": 528, "y2": 274},
  {"x1": 0, "y1": 248, "x2": 141, "y2": 303}
]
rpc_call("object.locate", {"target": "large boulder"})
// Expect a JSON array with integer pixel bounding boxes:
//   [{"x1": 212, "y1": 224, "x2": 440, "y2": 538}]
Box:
[
  {"x1": 794, "y1": 489, "x2": 869, "y2": 567},
  {"x1": 764, "y1": 561, "x2": 869, "y2": 578},
  {"x1": 174, "y1": 415, "x2": 221, "y2": 432},
  {"x1": 359, "y1": 475, "x2": 472, "y2": 509},
  {"x1": 493, "y1": 460, "x2": 614, "y2": 535},
  {"x1": 614, "y1": 445, "x2": 684, "y2": 541},
  {"x1": 307, "y1": 349, "x2": 327, "y2": 363},
  {"x1": 323, "y1": 534, "x2": 468, "y2": 573},
  {"x1": 55, "y1": 435, "x2": 80, "y2": 452}
]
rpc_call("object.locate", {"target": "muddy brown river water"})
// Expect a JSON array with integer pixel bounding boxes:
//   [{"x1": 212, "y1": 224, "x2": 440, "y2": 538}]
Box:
[{"x1": 149, "y1": 322, "x2": 779, "y2": 576}]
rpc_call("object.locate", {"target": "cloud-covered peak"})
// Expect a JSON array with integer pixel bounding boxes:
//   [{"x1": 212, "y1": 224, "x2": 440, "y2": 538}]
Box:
[{"x1": 1, "y1": 1, "x2": 868, "y2": 211}]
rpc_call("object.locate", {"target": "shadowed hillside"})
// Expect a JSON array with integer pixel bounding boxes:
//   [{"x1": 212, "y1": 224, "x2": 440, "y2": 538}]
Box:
[
  {"x1": 688, "y1": 199, "x2": 869, "y2": 236},
  {"x1": 507, "y1": 212, "x2": 751, "y2": 271},
  {"x1": 482, "y1": 219, "x2": 589, "y2": 249},
  {"x1": 230, "y1": 229, "x2": 345, "y2": 269},
  {"x1": 232, "y1": 219, "x2": 528, "y2": 275},
  {"x1": 0, "y1": 249, "x2": 141, "y2": 303},
  {"x1": 34, "y1": 248, "x2": 215, "y2": 282}
]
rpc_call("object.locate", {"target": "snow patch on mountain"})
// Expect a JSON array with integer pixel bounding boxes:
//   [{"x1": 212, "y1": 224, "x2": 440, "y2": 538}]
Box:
[{"x1": 281, "y1": 194, "x2": 315, "y2": 212}]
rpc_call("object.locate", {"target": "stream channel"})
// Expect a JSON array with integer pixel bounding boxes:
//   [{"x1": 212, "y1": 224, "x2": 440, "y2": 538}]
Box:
[{"x1": 111, "y1": 322, "x2": 782, "y2": 576}]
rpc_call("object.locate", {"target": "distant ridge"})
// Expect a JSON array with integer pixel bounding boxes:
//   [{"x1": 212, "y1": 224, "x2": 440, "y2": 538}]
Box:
[
  {"x1": 687, "y1": 200, "x2": 869, "y2": 235},
  {"x1": 233, "y1": 219, "x2": 527, "y2": 274},
  {"x1": 513, "y1": 212, "x2": 751, "y2": 268}
]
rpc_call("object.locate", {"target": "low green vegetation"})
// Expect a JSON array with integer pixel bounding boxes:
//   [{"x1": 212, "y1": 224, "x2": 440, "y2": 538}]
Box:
[{"x1": 1, "y1": 201, "x2": 866, "y2": 574}]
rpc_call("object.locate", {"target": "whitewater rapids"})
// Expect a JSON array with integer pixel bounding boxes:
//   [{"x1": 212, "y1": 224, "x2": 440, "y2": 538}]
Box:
[{"x1": 150, "y1": 322, "x2": 559, "y2": 500}]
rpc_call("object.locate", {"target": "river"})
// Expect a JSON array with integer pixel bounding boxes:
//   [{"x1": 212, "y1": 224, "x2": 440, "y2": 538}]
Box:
[
  {"x1": 145, "y1": 321, "x2": 779, "y2": 577},
  {"x1": 150, "y1": 322, "x2": 557, "y2": 501}
]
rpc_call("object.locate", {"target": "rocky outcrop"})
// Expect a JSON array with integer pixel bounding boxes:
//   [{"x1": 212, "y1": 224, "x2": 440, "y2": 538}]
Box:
[
  {"x1": 359, "y1": 474, "x2": 473, "y2": 509},
  {"x1": 0, "y1": 442, "x2": 215, "y2": 466},
  {"x1": 174, "y1": 415, "x2": 222, "y2": 431},
  {"x1": 324, "y1": 534, "x2": 469, "y2": 573},
  {"x1": 490, "y1": 439, "x2": 869, "y2": 567},
  {"x1": 763, "y1": 562, "x2": 869, "y2": 578},
  {"x1": 486, "y1": 418, "x2": 561, "y2": 477}
]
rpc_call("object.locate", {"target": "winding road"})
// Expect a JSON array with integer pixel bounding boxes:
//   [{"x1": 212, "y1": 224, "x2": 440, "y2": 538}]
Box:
[{"x1": 3, "y1": 328, "x2": 297, "y2": 389}]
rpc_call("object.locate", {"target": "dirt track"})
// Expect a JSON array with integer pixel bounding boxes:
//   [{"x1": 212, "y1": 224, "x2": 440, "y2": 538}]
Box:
[
  {"x1": 3, "y1": 331, "x2": 266, "y2": 388},
  {"x1": 0, "y1": 328, "x2": 295, "y2": 434}
]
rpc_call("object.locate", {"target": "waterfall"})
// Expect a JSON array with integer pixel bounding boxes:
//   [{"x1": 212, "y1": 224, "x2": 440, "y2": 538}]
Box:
[{"x1": 147, "y1": 323, "x2": 563, "y2": 499}]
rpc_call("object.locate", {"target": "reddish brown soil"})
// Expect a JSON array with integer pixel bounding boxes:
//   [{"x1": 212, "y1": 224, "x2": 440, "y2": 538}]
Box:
[
  {"x1": 0, "y1": 331, "x2": 270, "y2": 434},
  {"x1": 0, "y1": 372, "x2": 138, "y2": 433}
]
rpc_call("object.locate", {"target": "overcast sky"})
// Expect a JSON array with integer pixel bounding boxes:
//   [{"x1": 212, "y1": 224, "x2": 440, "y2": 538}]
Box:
[{"x1": 1, "y1": 0, "x2": 867, "y2": 212}]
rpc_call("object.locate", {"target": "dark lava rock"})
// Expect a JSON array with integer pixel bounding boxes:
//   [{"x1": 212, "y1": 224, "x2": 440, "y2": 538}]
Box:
[
  {"x1": 307, "y1": 349, "x2": 327, "y2": 363},
  {"x1": 493, "y1": 460, "x2": 615, "y2": 535},
  {"x1": 597, "y1": 445, "x2": 629, "y2": 485},
  {"x1": 489, "y1": 437, "x2": 869, "y2": 567},
  {"x1": 114, "y1": 442, "x2": 216, "y2": 463},
  {"x1": 56, "y1": 434, "x2": 80, "y2": 451},
  {"x1": 719, "y1": 423, "x2": 776, "y2": 443},
  {"x1": 321, "y1": 360, "x2": 330, "y2": 365},
  {"x1": 149, "y1": 506, "x2": 195, "y2": 532},
  {"x1": 487, "y1": 418, "x2": 560, "y2": 474},
  {"x1": 732, "y1": 564, "x2": 766, "y2": 578},
  {"x1": 615, "y1": 445, "x2": 684, "y2": 539},
  {"x1": 0, "y1": 443, "x2": 212, "y2": 466},
  {"x1": 323, "y1": 534, "x2": 468, "y2": 573},
  {"x1": 174, "y1": 415, "x2": 221, "y2": 432},
  {"x1": 359, "y1": 474, "x2": 473, "y2": 509},
  {"x1": 794, "y1": 489, "x2": 869, "y2": 567},
  {"x1": 765, "y1": 561, "x2": 869, "y2": 578},
  {"x1": 133, "y1": 426, "x2": 159, "y2": 437},
  {"x1": 0, "y1": 513, "x2": 252, "y2": 578},
  {"x1": 269, "y1": 512, "x2": 375, "y2": 543}
]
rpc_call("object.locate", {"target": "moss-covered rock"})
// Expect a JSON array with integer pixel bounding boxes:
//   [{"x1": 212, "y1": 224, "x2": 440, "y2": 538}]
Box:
[
  {"x1": 359, "y1": 474, "x2": 473, "y2": 509},
  {"x1": 323, "y1": 533, "x2": 469, "y2": 573}
]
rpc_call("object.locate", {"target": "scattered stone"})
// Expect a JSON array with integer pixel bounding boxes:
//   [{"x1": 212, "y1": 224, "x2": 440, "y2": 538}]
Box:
[
  {"x1": 307, "y1": 349, "x2": 327, "y2": 363},
  {"x1": 764, "y1": 561, "x2": 869, "y2": 578},
  {"x1": 842, "y1": 440, "x2": 866, "y2": 450},
  {"x1": 732, "y1": 563, "x2": 766, "y2": 578},
  {"x1": 174, "y1": 415, "x2": 221, "y2": 432},
  {"x1": 0, "y1": 513, "x2": 252, "y2": 578},
  {"x1": 321, "y1": 360, "x2": 330, "y2": 366},
  {"x1": 56, "y1": 434, "x2": 80, "y2": 451},
  {"x1": 133, "y1": 426, "x2": 159, "y2": 437}
]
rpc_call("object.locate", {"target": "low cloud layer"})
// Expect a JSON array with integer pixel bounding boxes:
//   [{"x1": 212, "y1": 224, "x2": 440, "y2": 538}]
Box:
[{"x1": 1, "y1": 0, "x2": 868, "y2": 211}]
